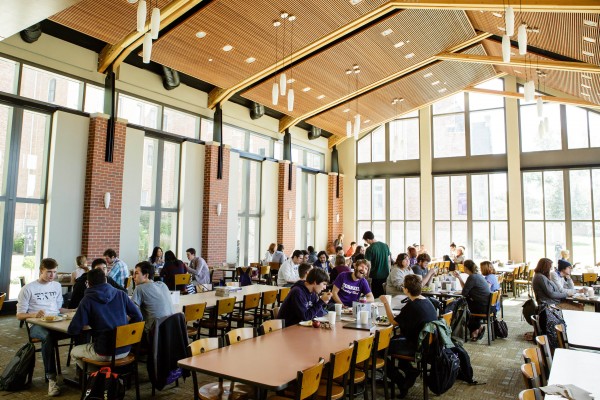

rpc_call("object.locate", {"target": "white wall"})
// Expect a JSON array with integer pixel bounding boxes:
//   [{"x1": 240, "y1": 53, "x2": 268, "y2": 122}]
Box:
[
  {"x1": 419, "y1": 107, "x2": 433, "y2": 251},
  {"x1": 260, "y1": 160, "x2": 278, "y2": 254},
  {"x1": 337, "y1": 139, "x2": 356, "y2": 245},
  {"x1": 178, "y1": 141, "x2": 205, "y2": 258},
  {"x1": 119, "y1": 126, "x2": 145, "y2": 267},
  {"x1": 44, "y1": 111, "x2": 88, "y2": 271},
  {"x1": 314, "y1": 173, "x2": 329, "y2": 251},
  {"x1": 227, "y1": 151, "x2": 240, "y2": 263}
]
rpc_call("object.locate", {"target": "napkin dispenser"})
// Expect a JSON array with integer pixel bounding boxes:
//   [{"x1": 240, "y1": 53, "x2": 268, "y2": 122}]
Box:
[{"x1": 352, "y1": 301, "x2": 372, "y2": 318}]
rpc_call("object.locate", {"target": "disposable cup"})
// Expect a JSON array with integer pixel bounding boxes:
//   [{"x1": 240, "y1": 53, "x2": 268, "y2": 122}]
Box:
[
  {"x1": 359, "y1": 310, "x2": 369, "y2": 325},
  {"x1": 335, "y1": 303, "x2": 343, "y2": 316},
  {"x1": 328, "y1": 312, "x2": 336, "y2": 325}
]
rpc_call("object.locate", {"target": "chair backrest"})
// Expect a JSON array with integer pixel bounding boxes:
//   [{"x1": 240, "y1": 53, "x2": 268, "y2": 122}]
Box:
[
  {"x1": 512, "y1": 267, "x2": 519, "y2": 277},
  {"x1": 555, "y1": 324, "x2": 569, "y2": 349},
  {"x1": 19, "y1": 276, "x2": 26, "y2": 287},
  {"x1": 522, "y1": 347, "x2": 542, "y2": 378},
  {"x1": 260, "y1": 319, "x2": 284, "y2": 334},
  {"x1": 250, "y1": 262, "x2": 261, "y2": 269},
  {"x1": 528, "y1": 269, "x2": 535, "y2": 280},
  {"x1": 522, "y1": 265, "x2": 530, "y2": 278},
  {"x1": 226, "y1": 327, "x2": 256, "y2": 345},
  {"x1": 278, "y1": 287, "x2": 291, "y2": 303},
  {"x1": 115, "y1": 321, "x2": 146, "y2": 349},
  {"x1": 268, "y1": 262, "x2": 281, "y2": 271},
  {"x1": 490, "y1": 290, "x2": 501, "y2": 309},
  {"x1": 124, "y1": 276, "x2": 131, "y2": 289},
  {"x1": 330, "y1": 343, "x2": 354, "y2": 380},
  {"x1": 184, "y1": 303, "x2": 207, "y2": 323},
  {"x1": 259, "y1": 265, "x2": 270, "y2": 275},
  {"x1": 189, "y1": 337, "x2": 220, "y2": 355},
  {"x1": 583, "y1": 273, "x2": 598, "y2": 284},
  {"x1": 243, "y1": 293, "x2": 261, "y2": 310},
  {"x1": 443, "y1": 261, "x2": 450, "y2": 269},
  {"x1": 0, "y1": 292, "x2": 5, "y2": 311},
  {"x1": 376, "y1": 325, "x2": 394, "y2": 351},
  {"x1": 175, "y1": 273, "x2": 191, "y2": 286},
  {"x1": 217, "y1": 297, "x2": 236, "y2": 316},
  {"x1": 530, "y1": 315, "x2": 541, "y2": 338},
  {"x1": 441, "y1": 311, "x2": 453, "y2": 327},
  {"x1": 519, "y1": 388, "x2": 544, "y2": 400},
  {"x1": 297, "y1": 358, "x2": 325, "y2": 400},
  {"x1": 353, "y1": 334, "x2": 375, "y2": 364},
  {"x1": 520, "y1": 362, "x2": 541, "y2": 389},
  {"x1": 457, "y1": 264, "x2": 464, "y2": 273},
  {"x1": 535, "y1": 335, "x2": 552, "y2": 379},
  {"x1": 261, "y1": 290, "x2": 278, "y2": 307}
]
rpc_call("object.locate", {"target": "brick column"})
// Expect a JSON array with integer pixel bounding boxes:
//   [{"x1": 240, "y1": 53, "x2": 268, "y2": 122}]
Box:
[
  {"x1": 81, "y1": 114, "x2": 127, "y2": 260},
  {"x1": 202, "y1": 142, "x2": 230, "y2": 266},
  {"x1": 328, "y1": 173, "x2": 344, "y2": 246},
  {"x1": 277, "y1": 161, "x2": 296, "y2": 252}
]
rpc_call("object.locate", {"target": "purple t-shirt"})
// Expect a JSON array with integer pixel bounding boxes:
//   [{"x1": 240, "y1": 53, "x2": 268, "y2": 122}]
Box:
[{"x1": 333, "y1": 272, "x2": 372, "y2": 307}]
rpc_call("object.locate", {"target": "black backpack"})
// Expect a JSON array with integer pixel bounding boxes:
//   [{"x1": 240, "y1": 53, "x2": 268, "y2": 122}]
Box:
[
  {"x1": 426, "y1": 326, "x2": 460, "y2": 395},
  {"x1": 522, "y1": 297, "x2": 537, "y2": 325},
  {"x1": 0, "y1": 342, "x2": 35, "y2": 391},
  {"x1": 83, "y1": 367, "x2": 125, "y2": 400},
  {"x1": 451, "y1": 340, "x2": 476, "y2": 384},
  {"x1": 446, "y1": 297, "x2": 470, "y2": 343}
]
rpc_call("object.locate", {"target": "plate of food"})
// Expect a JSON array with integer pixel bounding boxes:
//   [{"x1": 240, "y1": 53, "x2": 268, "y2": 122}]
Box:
[
  {"x1": 40, "y1": 315, "x2": 64, "y2": 323},
  {"x1": 375, "y1": 316, "x2": 390, "y2": 326},
  {"x1": 341, "y1": 308, "x2": 353, "y2": 314}
]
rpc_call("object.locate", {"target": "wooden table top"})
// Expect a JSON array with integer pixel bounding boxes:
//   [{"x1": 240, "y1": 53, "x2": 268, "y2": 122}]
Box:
[
  {"x1": 27, "y1": 315, "x2": 75, "y2": 334},
  {"x1": 178, "y1": 323, "x2": 371, "y2": 391},
  {"x1": 562, "y1": 310, "x2": 600, "y2": 350},
  {"x1": 546, "y1": 348, "x2": 600, "y2": 399},
  {"x1": 176, "y1": 284, "x2": 281, "y2": 310}
]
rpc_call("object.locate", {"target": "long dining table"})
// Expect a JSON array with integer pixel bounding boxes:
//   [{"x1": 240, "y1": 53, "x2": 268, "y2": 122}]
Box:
[
  {"x1": 545, "y1": 348, "x2": 600, "y2": 399},
  {"x1": 561, "y1": 309, "x2": 600, "y2": 350},
  {"x1": 176, "y1": 284, "x2": 281, "y2": 311},
  {"x1": 177, "y1": 321, "x2": 372, "y2": 399}
]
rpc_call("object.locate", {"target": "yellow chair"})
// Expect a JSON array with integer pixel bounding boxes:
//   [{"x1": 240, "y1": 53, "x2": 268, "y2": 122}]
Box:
[
  {"x1": 520, "y1": 362, "x2": 541, "y2": 389},
  {"x1": 226, "y1": 327, "x2": 256, "y2": 346},
  {"x1": 183, "y1": 303, "x2": 207, "y2": 340},
  {"x1": 555, "y1": 324, "x2": 569, "y2": 349},
  {"x1": 268, "y1": 358, "x2": 325, "y2": 400},
  {"x1": 199, "y1": 297, "x2": 236, "y2": 340},
  {"x1": 348, "y1": 334, "x2": 375, "y2": 400},
  {"x1": 519, "y1": 388, "x2": 544, "y2": 400},
  {"x1": 231, "y1": 292, "x2": 261, "y2": 328},
  {"x1": 457, "y1": 264, "x2": 465, "y2": 273},
  {"x1": 278, "y1": 287, "x2": 291, "y2": 306},
  {"x1": 367, "y1": 326, "x2": 394, "y2": 400},
  {"x1": 470, "y1": 290, "x2": 501, "y2": 345},
  {"x1": 0, "y1": 292, "x2": 5, "y2": 311},
  {"x1": 317, "y1": 344, "x2": 354, "y2": 400},
  {"x1": 252, "y1": 265, "x2": 272, "y2": 285},
  {"x1": 583, "y1": 273, "x2": 598, "y2": 286},
  {"x1": 259, "y1": 319, "x2": 285, "y2": 335},
  {"x1": 175, "y1": 273, "x2": 192, "y2": 287},
  {"x1": 441, "y1": 311, "x2": 453, "y2": 327},
  {"x1": 535, "y1": 335, "x2": 552, "y2": 381},
  {"x1": 257, "y1": 290, "x2": 278, "y2": 325},
  {"x1": 522, "y1": 347, "x2": 545, "y2": 385}
]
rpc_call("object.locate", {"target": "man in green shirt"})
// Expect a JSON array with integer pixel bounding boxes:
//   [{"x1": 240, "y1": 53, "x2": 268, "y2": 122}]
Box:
[{"x1": 363, "y1": 230, "x2": 392, "y2": 298}]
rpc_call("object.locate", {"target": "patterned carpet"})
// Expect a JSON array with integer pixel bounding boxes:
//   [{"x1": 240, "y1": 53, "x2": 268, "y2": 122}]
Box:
[{"x1": 0, "y1": 296, "x2": 536, "y2": 399}]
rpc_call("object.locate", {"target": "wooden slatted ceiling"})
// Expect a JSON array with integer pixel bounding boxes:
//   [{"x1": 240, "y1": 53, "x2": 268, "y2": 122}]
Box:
[
  {"x1": 242, "y1": 9, "x2": 476, "y2": 118},
  {"x1": 307, "y1": 45, "x2": 497, "y2": 137},
  {"x1": 482, "y1": 39, "x2": 600, "y2": 106},
  {"x1": 50, "y1": 0, "x2": 172, "y2": 45},
  {"x1": 467, "y1": 11, "x2": 600, "y2": 67},
  {"x1": 149, "y1": 0, "x2": 389, "y2": 89}
]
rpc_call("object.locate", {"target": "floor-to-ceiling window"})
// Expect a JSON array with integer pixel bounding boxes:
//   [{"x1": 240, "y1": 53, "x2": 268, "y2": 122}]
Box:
[
  {"x1": 237, "y1": 158, "x2": 261, "y2": 265},
  {"x1": 299, "y1": 171, "x2": 316, "y2": 249}
]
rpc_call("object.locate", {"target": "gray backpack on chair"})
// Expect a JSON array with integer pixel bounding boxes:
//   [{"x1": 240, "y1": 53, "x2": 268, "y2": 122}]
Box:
[{"x1": 0, "y1": 342, "x2": 35, "y2": 391}]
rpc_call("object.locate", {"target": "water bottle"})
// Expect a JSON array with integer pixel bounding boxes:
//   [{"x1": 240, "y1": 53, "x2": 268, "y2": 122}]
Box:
[{"x1": 371, "y1": 303, "x2": 379, "y2": 323}]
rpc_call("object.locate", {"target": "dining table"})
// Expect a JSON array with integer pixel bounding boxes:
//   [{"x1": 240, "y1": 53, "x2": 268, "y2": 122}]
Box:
[
  {"x1": 545, "y1": 348, "x2": 600, "y2": 399},
  {"x1": 175, "y1": 284, "x2": 280, "y2": 311},
  {"x1": 561, "y1": 309, "x2": 600, "y2": 350},
  {"x1": 566, "y1": 287, "x2": 600, "y2": 312}
]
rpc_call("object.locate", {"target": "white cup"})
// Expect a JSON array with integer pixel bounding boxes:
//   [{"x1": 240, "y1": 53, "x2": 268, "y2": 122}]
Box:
[
  {"x1": 359, "y1": 310, "x2": 369, "y2": 325},
  {"x1": 328, "y1": 312, "x2": 336, "y2": 325},
  {"x1": 335, "y1": 303, "x2": 343, "y2": 316},
  {"x1": 384, "y1": 295, "x2": 392, "y2": 306}
]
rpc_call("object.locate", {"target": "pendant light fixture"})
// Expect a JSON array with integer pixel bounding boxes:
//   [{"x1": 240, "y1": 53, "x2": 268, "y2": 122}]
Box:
[
  {"x1": 524, "y1": 80, "x2": 535, "y2": 102},
  {"x1": 135, "y1": 0, "x2": 161, "y2": 64},
  {"x1": 505, "y1": 6, "x2": 515, "y2": 37},
  {"x1": 143, "y1": 32, "x2": 152, "y2": 63},
  {"x1": 150, "y1": 6, "x2": 160, "y2": 39},
  {"x1": 502, "y1": 35, "x2": 511, "y2": 63},
  {"x1": 343, "y1": 65, "x2": 361, "y2": 139},
  {"x1": 391, "y1": 97, "x2": 403, "y2": 163},
  {"x1": 271, "y1": 12, "x2": 296, "y2": 112},
  {"x1": 345, "y1": 68, "x2": 352, "y2": 137},
  {"x1": 517, "y1": 1, "x2": 527, "y2": 56},
  {"x1": 137, "y1": 0, "x2": 146, "y2": 32},
  {"x1": 536, "y1": 97, "x2": 544, "y2": 118}
]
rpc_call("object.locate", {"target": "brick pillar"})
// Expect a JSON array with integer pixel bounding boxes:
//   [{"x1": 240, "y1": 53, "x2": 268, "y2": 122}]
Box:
[
  {"x1": 202, "y1": 143, "x2": 230, "y2": 266},
  {"x1": 81, "y1": 114, "x2": 127, "y2": 260},
  {"x1": 328, "y1": 173, "x2": 344, "y2": 246},
  {"x1": 277, "y1": 161, "x2": 297, "y2": 252}
]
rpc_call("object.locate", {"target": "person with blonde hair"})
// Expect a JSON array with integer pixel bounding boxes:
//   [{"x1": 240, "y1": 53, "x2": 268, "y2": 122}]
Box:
[
  {"x1": 71, "y1": 255, "x2": 89, "y2": 282},
  {"x1": 559, "y1": 249, "x2": 570, "y2": 262}
]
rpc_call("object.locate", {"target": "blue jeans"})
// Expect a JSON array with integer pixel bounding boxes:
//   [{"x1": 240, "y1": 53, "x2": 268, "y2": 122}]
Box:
[{"x1": 29, "y1": 324, "x2": 57, "y2": 380}]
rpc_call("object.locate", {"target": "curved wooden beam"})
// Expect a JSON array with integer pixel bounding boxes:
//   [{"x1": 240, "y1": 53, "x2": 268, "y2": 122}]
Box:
[{"x1": 464, "y1": 87, "x2": 600, "y2": 110}]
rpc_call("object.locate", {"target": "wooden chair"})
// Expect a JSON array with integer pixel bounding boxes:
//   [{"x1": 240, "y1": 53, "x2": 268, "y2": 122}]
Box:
[
  {"x1": 522, "y1": 347, "x2": 545, "y2": 385},
  {"x1": 269, "y1": 262, "x2": 281, "y2": 286},
  {"x1": 316, "y1": 344, "x2": 354, "y2": 400},
  {"x1": 199, "y1": 297, "x2": 236, "y2": 340},
  {"x1": 174, "y1": 273, "x2": 192, "y2": 291},
  {"x1": 80, "y1": 321, "x2": 145, "y2": 400},
  {"x1": 124, "y1": 276, "x2": 132, "y2": 290},
  {"x1": 348, "y1": 334, "x2": 375, "y2": 400},
  {"x1": 518, "y1": 388, "x2": 544, "y2": 400},
  {"x1": 257, "y1": 290, "x2": 278, "y2": 325},
  {"x1": 368, "y1": 325, "x2": 394, "y2": 400},
  {"x1": 515, "y1": 269, "x2": 533, "y2": 297},
  {"x1": 470, "y1": 290, "x2": 501, "y2": 345},
  {"x1": 441, "y1": 311, "x2": 453, "y2": 327},
  {"x1": 19, "y1": 277, "x2": 26, "y2": 328},
  {"x1": 391, "y1": 331, "x2": 435, "y2": 400},
  {"x1": 583, "y1": 273, "x2": 598, "y2": 286},
  {"x1": 504, "y1": 267, "x2": 517, "y2": 296},
  {"x1": 457, "y1": 264, "x2": 465, "y2": 273},
  {"x1": 259, "y1": 319, "x2": 285, "y2": 335},
  {"x1": 252, "y1": 265, "x2": 272, "y2": 285},
  {"x1": 269, "y1": 358, "x2": 325, "y2": 400},
  {"x1": 226, "y1": 327, "x2": 256, "y2": 346},
  {"x1": 184, "y1": 303, "x2": 207, "y2": 341},
  {"x1": 530, "y1": 315, "x2": 541, "y2": 338},
  {"x1": 555, "y1": 324, "x2": 569, "y2": 349},
  {"x1": 189, "y1": 338, "x2": 253, "y2": 400},
  {"x1": 535, "y1": 335, "x2": 552, "y2": 381},
  {"x1": 0, "y1": 292, "x2": 5, "y2": 311},
  {"x1": 278, "y1": 287, "x2": 291, "y2": 306},
  {"x1": 521, "y1": 362, "x2": 541, "y2": 389},
  {"x1": 231, "y1": 292, "x2": 261, "y2": 328}
]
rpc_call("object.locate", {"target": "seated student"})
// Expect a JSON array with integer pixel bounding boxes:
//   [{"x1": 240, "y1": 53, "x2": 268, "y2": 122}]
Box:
[
  {"x1": 271, "y1": 244, "x2": 287, "y2": 265},
  {"x1": 332, "y1": 259, "x2": 374, "y2": 307},
  {"x1": 17, "y1": 258, "x2": 72, "y2": 396},
  {"x1": 297, "y1": 263, "x2": 313, "y2": 282},
  {"x1": 71, "y1": 255, "x2": 89, "y2": 282},
  {"x1": 68, "y1": 268, "x2": 143, "y2": 370},
  {"x1": 380, "y1": 275, "x2": 438, "y2": 398},
  {"x1": 551, "y1": 259, "x2": 581, "y2": 296},
  {"x1": 185, "y1": 248, "x2": 210, "y2": 286},
  {"x1": 345, "y1": 242, "x2": 357, "y2": 257},
  {"x1": 411, "y1": 253, "x2": 436, "y2": 287},
  {"x1": 443, "y1": 254, "x2": 456, "y2": 271},
  {"x1": 329, "y1": 255, "x2": 351, "y2": 282},
  {"x1": 70, "y1": 258, "x2": 126, "y2": 309},
  {"x1": 277, "y1": 250, "x2": 302, "y2": 287},
  {"x1": 160, "y1": 250, "x2": 186, "y2": 290},
  {"x1": 480, "y1": 261, "x2": 500, "y2": 314},
  {"x1": 132, "y1": 261, "x2": 174, "y2": 336},
  {"x1": 277, "y1": 268, "x2": 332, "y2": 327},
  {"x1": 386, "y1": 253, "x2": 413, "y2": 296},
  {"x1": 306, "y1": 246, "x2": 318, "y2": 264},
  {"x1": 313, "y1": 251, "x2": 332, "y2": 273},
  {"x1": 452, "y1": 260, "x2": 491, "y2": 341},
  {"x1": 335, "y1": 246, "x2": 345, "y2": 257}
]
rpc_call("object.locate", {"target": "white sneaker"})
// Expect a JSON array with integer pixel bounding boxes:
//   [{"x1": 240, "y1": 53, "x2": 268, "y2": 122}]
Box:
[{"x1": 48, "y1": 379, "x2": 61, "y2": 397}]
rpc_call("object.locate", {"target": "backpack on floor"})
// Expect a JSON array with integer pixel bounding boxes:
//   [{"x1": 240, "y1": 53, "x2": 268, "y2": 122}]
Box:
[
  {"x1": 83, "y1": 367, "x2": 125, "y2": 400},
  {"x1": 426, "y1": 326, "x2": 460, "y2": 395},
  {"x1": 0, "y1": 342, "x2": 35, "y2": 391},
  {"x1": 450, "y1": 340, "x2": 476, "y2": 384}
]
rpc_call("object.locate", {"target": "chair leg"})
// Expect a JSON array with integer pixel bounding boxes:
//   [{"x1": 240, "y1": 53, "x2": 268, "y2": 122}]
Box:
[
  {"x1": 487, "y1": 317, "x2": 491, "y2": 345},
  {"x1": 382, "y1": 366, "x2": 389, "y2": 400},
  {"x1": 135, "y1": 363, "x2": 140, "y2": 400},
  {"x1": 55, "y1": 344, "x2": 62, "y2": 375},
  {"x1": 422, "y1": 361, "x2": 428, "y2": 400}
]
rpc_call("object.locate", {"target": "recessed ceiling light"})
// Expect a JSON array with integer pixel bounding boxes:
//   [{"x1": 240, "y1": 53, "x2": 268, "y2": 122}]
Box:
[
  {"x1": 195, "y1": 31, "x2": 207, "y2": 38},
  {"x1": 394, "y1": 41, "x2": 405, "y2": 48},
  {"x1": 302, "y1": 87, "x2": 311, "y2": 92},
  {"x1": 492, "y1": 12, "x2": 502, "y2": 18},
  {"x1": 364, "y1": 119, "x2": 371, "y2": 124},
  {"x1": 223, "y1": 44, "x2": 233, "y2": 52},
  {"x1": 583, "y1": 36, "x2": 596, "y2": 43},
  {"x1": 424, "y1": 72, "x2": 433, "y2": 78},
  {"x1": 497, "y1": 26, "x2": 506, "y2": 32},
  {"x1": 405, "y1": 53, "x2": 415, "y2": 59},
  {"x1": 583, "y1": 20, "x2": 598, "y2": 27},
  {"x1": 273, "y1": 21, "x2": 281, "y2": 27},
  {"x1": 317, "y1": 94, "x2": 325, "y2": 99},
  {"x1": 581, "y1": 92, "x2": 591, "y2": 97},
  {"x1": 582, "y1": 75, "x2": 592, "y2": 80},
  {"x1": 582, "y1": 84, "x2": 592, "y2": 89},
  {"x1": 208, "y1": 58, "x2": 213, "y2": 62},
  {"x1": 288, "y1": 15, "x2": 296, "y2": 22},
  {"x1": 280, "y1": 12, "x2": 289, "y2": 19},
  {"x1": 381, "y1": 29, "x2": 393, "y2": 36},
  {"x1": 350, "y1": 0, "x2": 363, "y2": 4},
  {"x1": 583, "y1": 50, "x2": 595, "y2": 57},
  {"x1": 438, "y1": 88, "x2": 447, "y2": 93},
  {"x1": 431, "y1": 81, "x2": 440, "y2": 86},
  {"x1": 287, "y1": 78, "x2": 295, "y2": 83},
  {"x1": 245, "y1": 57, "x2": 256, "y2": 63},
  {"x1": 342, "y1": 108, "x2": 350, "y2": 113},
  {"x1": 514, "y1": 70, "x2": 522, "y2": 73}
]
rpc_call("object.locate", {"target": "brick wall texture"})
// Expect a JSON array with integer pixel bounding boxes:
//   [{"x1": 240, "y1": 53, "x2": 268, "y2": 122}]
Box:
[
  {"x1": 328, "y1": 174, "x2": 344, "y2": 246},
  {"x1": 202, "y1": 144, "x2": 230, "y2": 266},
  {"x1": 81, "y1": 117, "x2": 126, "y2": 260},
  {"x1": 277, "y1": 162, "x2": 297, "y2": 253}
]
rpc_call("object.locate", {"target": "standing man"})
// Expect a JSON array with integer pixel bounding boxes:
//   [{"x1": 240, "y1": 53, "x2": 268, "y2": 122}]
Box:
[
  {"x1": 277, "y1": 250, "x2": 302, "y2": 287},
  {"x1": 363, "y1": 230, "x2": 391, "y2": 298},
  {"x1": 185, "y1": 248, "x2": 210, "y2": 287},
  {"x1": 331, "y1": 259, "x2": 374, "y2": 307},
  {"x1": 17, "y1": 258, "x2": 72, "y2": 396},
  {"x1": 131, "y1": 261, "x2": 174, "y2": 336},
  {"x1": 103, "y1": 248, "x2": 129, "y2": 287}
]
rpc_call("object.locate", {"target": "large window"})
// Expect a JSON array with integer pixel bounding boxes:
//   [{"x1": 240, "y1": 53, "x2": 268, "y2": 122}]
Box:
[
  {"x1": 566, "y1": 106, "x2": 600, "y2": 149},
  {"x1": 434, "y1": 173, "x2": 508, "y2": 261},
  {"x1": 389, "y1": 111, "x2": 419, "y2": 161},
  {"x1": 139, "y1": 137, "x2": 180, "y2": 260},
  {"x1": 357, "y1": 125, "x2": 385, "y2": 163},
  {"x1": 0, "y1": 56, "x2": 19, "y2": 94},
  {"x1": 0, "y1": 105, "x2": 51, "y2": 299},
  {"x1": 523, "y1": 169, "x2": 600, "y2": 265},
  {"x1": 20, "y1": 65, "x2": 83, "y2": 110},
  {"x1": 299, "y1": 171, "x2": 317, "y2": 249},
  {"x1": 237, "y1": 158, "x2": 261, "y2": 265},
  {"x1": 118, "y1": 93, "x2": 160, "y2": 130}
]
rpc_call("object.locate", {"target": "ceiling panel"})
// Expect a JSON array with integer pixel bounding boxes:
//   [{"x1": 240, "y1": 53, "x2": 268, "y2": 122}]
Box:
[
  {"x1": 307, "y1": 45, "x2": 497, "y2": 137},
  {"x1": 149, "y1": 0, "x2": 390, "y2": 89},
  {"x1": 482, "y1": 39, "x2": 600, "y2": 106},
  {"x1": 242, "y1": 9, "x2": 477, "y2": 119},
  {"x1": 50, "y1": 0, "x2": 172, "y2": 45},
  {"x1": 468, "y1": 11, "x2": 600, "y2": 66}
]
